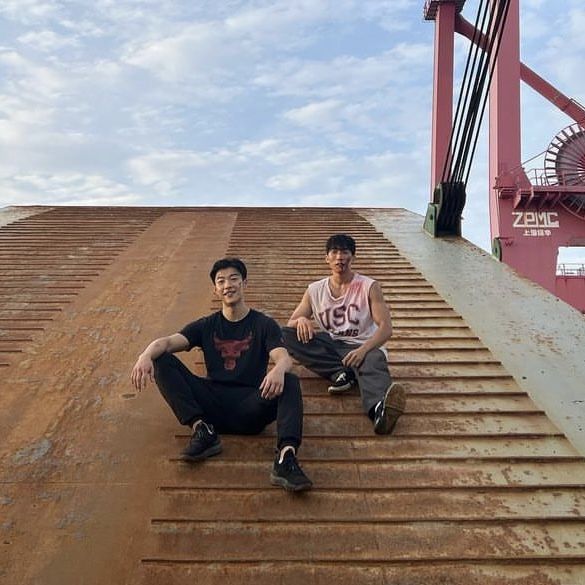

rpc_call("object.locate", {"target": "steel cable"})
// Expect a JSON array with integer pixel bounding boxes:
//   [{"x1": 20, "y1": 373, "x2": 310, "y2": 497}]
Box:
[{"x1": 442, "y1": 0, "x2": 512, "y2": 187}]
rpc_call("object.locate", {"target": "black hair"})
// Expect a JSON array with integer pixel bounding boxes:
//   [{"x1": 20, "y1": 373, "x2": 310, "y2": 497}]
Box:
[
  {"x1": 209, "y1": 257, "x2": 248, "y2": 282},
  {"x1": 326, "y1": 234, "x2": 356, "y2": 255}
]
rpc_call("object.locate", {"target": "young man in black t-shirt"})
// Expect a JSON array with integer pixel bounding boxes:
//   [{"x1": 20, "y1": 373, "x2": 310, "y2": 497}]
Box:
[{"x1": 131, "y1": 257, "x2": 312, "y2": 491}]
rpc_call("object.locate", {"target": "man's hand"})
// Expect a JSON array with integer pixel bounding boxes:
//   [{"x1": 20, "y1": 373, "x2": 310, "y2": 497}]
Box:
[
  {"x1": 260, "y1": 367, "x2": 285, "y2": 400},
  {"x1": 342, "y1": 346, "x2": 368, "y2": 369},
  {"x1": 296, "y1": 316, "x2": 315, "y2": 344},
  {"x1": 131, "y1": 354, "x2": 154, "y2": 391}
]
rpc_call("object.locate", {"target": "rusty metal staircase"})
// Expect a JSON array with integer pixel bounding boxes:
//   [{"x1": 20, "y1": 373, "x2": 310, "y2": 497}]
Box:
[
  {"x1": 2, "y1": 207, "x2": 585, "y2": 585},
  {"x1": 140, "y1": 209, "x2": 585, "y2": 585}
]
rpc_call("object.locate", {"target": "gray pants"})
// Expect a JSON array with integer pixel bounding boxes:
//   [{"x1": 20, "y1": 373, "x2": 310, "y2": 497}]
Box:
[{"x1": 282, "y1": 326, "x2": 391, "y2": 414}]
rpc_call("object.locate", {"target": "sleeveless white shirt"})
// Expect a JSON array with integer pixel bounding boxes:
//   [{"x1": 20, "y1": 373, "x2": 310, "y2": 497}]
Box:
[{"x1": 307, "y1": 273, "x2": 378, "y2": 345}]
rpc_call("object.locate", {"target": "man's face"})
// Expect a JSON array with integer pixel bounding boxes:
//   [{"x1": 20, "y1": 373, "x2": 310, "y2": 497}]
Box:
[
  {"x1": 214, "y1": 267, "x2": 246, "y2": 306},
  {"x1": 326, "y1": 247, "x2": 354, "y2": 275}
]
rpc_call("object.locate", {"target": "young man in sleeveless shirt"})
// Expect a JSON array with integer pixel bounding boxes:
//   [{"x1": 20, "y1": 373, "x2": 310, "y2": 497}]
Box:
[
  {"x1": 131, "y1": 257, "x2": 312, "y2": 491},
  {"x1": 283, "y1": 234, "x2": 405, "y2": 435}
]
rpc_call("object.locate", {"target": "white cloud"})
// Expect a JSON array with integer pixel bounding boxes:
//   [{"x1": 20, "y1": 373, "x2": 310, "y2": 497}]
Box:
[
  {"x1": 542, "y1": 12, "x2": 585, "y2": 95},
  {"x1": 0, "y1": 50, "x2": 90, "y2": 170},
  {"x1": 237, "y1": 139, "x2": 302, "y2": 165},
  {"x1": 58, "y1": 18, "x2": 106, "y2": 38},
  {"x1": 225, "y1": 0, "x2": 339, "y2": 32},
  {"x1": 0, "y1": 0, "x2": 60, "y2": 24},
  {"x1": 0, "y1": 100, "x2": 56, "y2": 152},
  {"x1": 123, "y1": 22, "x2": 237, "y2": 83},
  {"x1": 222, "y1": 0, "x2": 360, "y2": 50},
  {"x1": 0, "y1": 49, "x2": 66, "y2": 96},
  {"x1": 521, "y1": 0, "x2": 547, "y2": 10},
  {"x1": 121, "y1": 1, "x2": 360, "y2": 85},
  {"x1": 360, "y1": 0, "x2": 417, "y2": 32},
  {"x1": 282, "y1": 85, "x2": 432, "y2": 148},
  {"x1": 265, "y1": 155, "x2": 348, "y2": 191},
  {"x1": 284, "y1": 99, "x2": 344, "y2": 131},
  {"x1": 521, "y1": 6, "x2": 550, "y2": 41},
  {"x1": 0, "y1": 172, "x2": 141, "y2": 206},
  {"x1": 17, "y1": 30, "x2": 78, "y2": 52},
  {"x1": 127, "y1": 150, "x2": 219, "y2": 194},
  {"x1": 255, "y1": 43, "x2": 431, "y2": 98}
]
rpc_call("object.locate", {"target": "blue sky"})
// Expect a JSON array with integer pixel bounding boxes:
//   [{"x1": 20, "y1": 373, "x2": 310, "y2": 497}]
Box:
[{"x1": 0, "y1": 0, "x2": 583, "y2": 257}]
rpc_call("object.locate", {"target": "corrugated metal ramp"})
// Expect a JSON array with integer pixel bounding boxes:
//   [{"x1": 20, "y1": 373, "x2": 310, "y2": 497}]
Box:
[{"x1": 1, "y1": 206, "x2": 585, "y2": 585}]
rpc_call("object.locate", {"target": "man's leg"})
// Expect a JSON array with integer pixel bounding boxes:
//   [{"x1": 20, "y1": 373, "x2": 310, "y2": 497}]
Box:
[
  {"x1": 349, "y1": 347, "x2": 391, "y2": 414},
  {"x1": 341, "y1": 347, "x2": 405, "y2": 435},
  {"x1": 282, "y1": 326, "x2": 345, "y2": 379},
  {"x1": 216, "y1": 385, "x2": 276, "y2": 435},
  {"x1": 220, "y1": 373, "x2": 311, "y2": 491},
  {"x1": 220, "y1": 373, "x2": 302, "y2": 449},
  {"x1": 153, "y1": 352, "x2": 222, "y2": 427},
  {"x1": 153, "y1": 352, "x2": 225, "y2": 461},
  {"x1": 275, "y1": 372, "x2": 303, "y2": 450},
  {"x1": 271, "y1": 373, "x2": 311, "y2": 491}
]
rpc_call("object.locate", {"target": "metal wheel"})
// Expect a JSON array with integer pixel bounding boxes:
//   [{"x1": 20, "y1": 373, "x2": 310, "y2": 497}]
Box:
[{"x1": 543, "y1": 123, "x2": 585, "y2": 219}]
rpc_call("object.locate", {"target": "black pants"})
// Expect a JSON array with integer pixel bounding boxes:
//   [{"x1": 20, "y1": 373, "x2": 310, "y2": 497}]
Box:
[{"x1": 153, "y1": 352, "x2": 303, "y2": 449}]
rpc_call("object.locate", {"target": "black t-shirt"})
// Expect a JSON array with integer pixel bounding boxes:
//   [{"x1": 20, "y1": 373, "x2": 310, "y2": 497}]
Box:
[{"x1": 179, "y1": 309, "x2": 284, "y2": 388}]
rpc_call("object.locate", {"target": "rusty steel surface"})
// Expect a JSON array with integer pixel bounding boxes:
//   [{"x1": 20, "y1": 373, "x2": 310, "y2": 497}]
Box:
[
  {"x1": 1, "y1": 206, "x2": 585, "y2": 585},
  {"x1": 0, "y1": 207, "x2": 163, "y2": 371}
]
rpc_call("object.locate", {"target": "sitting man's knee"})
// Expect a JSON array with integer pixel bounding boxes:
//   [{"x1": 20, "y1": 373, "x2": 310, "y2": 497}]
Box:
[
  {"x1": 361, "y1": 348, "x2": 388, "y2": 369},
  {"x1": 153, "y1": 351, "x2": 175, "y2": 369},
  {"x1": 284, "y1": 371, "x2": 301, "y2": 391},
  {"x1": 281, "y1": 326, "x2": 296, "y2": 341},
  {"x1": 363, "y1": 347, "x2": 385, "y2": 362}
]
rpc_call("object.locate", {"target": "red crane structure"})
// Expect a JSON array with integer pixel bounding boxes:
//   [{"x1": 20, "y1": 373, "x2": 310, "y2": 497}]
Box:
[{"x1": 424, "y1": 0, "x2": 585, "y2": 312}]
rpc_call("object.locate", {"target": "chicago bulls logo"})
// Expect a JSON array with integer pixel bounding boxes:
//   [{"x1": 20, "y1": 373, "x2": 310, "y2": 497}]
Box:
[{"x1": 213, "y1": 333, "x2": 253, "y2": 370}]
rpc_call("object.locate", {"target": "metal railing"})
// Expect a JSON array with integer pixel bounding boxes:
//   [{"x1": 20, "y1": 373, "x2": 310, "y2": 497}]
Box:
[
  {"x1": 526, "y1": 168, "x2": 585, "y2": 187},
  {"x1": 557, "y1": 263, "x2": 585, "y2": 277}
]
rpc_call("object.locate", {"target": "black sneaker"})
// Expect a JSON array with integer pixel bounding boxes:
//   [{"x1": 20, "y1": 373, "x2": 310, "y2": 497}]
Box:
[
  {"x1": 181, "y1": 422, "x2": 222, "y2": 462},
  {"x1": 373, "y1": 383, "x2": 406, "y2": 435},
  {"x1": 270, "y1": 450, "x2": 313, "y2": 492},
  {"x1": 327, "y1": 368, "x2": 356, "y2": 394}
]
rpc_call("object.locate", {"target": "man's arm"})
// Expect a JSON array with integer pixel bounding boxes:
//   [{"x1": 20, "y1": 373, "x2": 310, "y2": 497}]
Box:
[
  {"x1": 342, "y1": 281, "x2": 393, "y2": 368},
  {"x1": 287, "y1": 290, "x2": 315, "y2": 343},
  {"x1": 260, "y1": 347, "x2": 293, "y2": 399},
  {"x1": 131, "y1": 333, "x2": 190, "y2": 391}
]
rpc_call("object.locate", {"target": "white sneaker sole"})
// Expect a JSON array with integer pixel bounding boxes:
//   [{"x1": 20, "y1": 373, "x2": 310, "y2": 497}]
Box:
[{"x1": 327, "y1": 380, "x2": 355, "y2": 394}]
